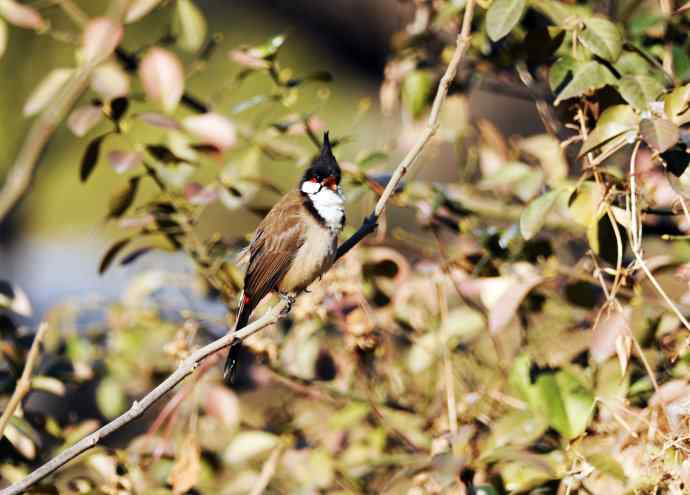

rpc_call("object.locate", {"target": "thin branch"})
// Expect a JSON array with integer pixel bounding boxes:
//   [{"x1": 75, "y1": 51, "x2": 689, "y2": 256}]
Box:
[
  {"x1": 338, "y1": 0, "x2": 476, "y2": 260},
  {"x1": 436, "y1": 280, "x2": 458, "y2": 436},
  {"x1": 248, "y1": 444, "x2": 284, "y2": 495},
  {"x1": 0, "y1": 302, "x2": 287, "y2": 495},
  {"x1": 2, "y1": 5, "x2": 478, "y2": 490},
  {"x1": 0, "y1": 323, "x2": 49, "y2": 439}
]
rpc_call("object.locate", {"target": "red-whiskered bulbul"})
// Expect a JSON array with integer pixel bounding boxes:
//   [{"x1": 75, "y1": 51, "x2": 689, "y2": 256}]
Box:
[{"x1": 224, "y1": 132, "x2": 345, "y2": 380}]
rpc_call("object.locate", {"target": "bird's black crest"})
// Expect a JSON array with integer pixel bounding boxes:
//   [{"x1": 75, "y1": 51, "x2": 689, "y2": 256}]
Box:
[{"x1": 303, "y1": 131, "x2": 341, "y2": 184}]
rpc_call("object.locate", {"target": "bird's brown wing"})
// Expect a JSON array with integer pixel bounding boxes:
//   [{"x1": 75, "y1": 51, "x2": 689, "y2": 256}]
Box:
[{"x1": 244, "y1": 191, "x2": 305, "y2": 306}]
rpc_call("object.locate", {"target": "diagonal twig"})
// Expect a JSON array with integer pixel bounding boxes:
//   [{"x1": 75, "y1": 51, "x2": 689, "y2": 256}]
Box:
[
  {"x1": 0, "y1": 302, "x2": 287, "y2": 495},
  {"x1": 1, "y1": 1, "x2": 477, "y2": 490}
]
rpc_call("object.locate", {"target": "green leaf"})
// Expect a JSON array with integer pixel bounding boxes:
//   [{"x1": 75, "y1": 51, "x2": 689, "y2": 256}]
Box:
[
  {"x1": 673, "y1": 45, "x2": 690, "y2": 81},
  {"x1": 617, "y1": 75, "x2": 665, "y2": 111},
  {"x1": 80, "y1": 134, "x2": 107, "y2": 183},
  {"x1": 486, "y1": 0, "x2": 526, "y2": 41},
  {"x1": 530, "y1": 0, "x2": 582, "y2": 25},
  {"x1": 402, "y1": 70, "x2": 434, "y2": 118},
  {"x1": 520, "y1": 190, "x2": 559, "y2": 240},
  {"x1": 640, "y1": 118, "x2": 679, "y2": 152},
  {"x1": 579, "y1": 104, "x2": 638, "y2": 156},
  {"x1": 549, "y1": 56, "x2": 577, "y2": 92},
  {"x1": 107, "y1": 176, "x2": 140, "y2": 219},
  {"x1": 536, "y1": 370, "x2": 594, "y2": 439},
  {"x1": 579, "y1": 17, "x2": 622, "y2": 62},
  {"x1": 99, "y1": 238, "x2": 131, "y2": 275},
  {"x1": 174, "y1": 0, "x2": 207, "y2": 52},
  {"x1": 614, "y1": 51, "x2": 653, "y2": 76},
  {"x1": 554, "y1": 61, "x2": 616, "y2": 105},
  {"x1": 96, "y1": 377, "x2": 127, "y2": 419}
]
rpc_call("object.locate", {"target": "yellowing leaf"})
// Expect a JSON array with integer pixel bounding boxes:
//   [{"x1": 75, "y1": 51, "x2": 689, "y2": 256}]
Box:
[
  {"x1": 170, "y1": 434, "x2": 200, "y2": 495},
  {"x1": 175, "y1": 0, "x2": 207, "y2": 52},
  {"x1": 664, "y1": 84, "x2": 690, "y2": 125},
  {"x1": 0, "y1": 18, "x2": 7, "y2": 59},
  {"x1": 569, "y1": 181, "x2": 603, "y2": 226},
  {"x1": 224, "y1": 431, "x2": 279, "y2": 464},
  {"x1": 520, "y1": 134, "x2": 568, "y2": 185},
  {"x1": 579, "y1": 105, "x2": 638, "y2": 156},
  {"x1": 125, "y1": 0, "x2": 163, "y2": 23},
  {"x1": 640, "y1": 118, "x2": 679, "y2": 152}
]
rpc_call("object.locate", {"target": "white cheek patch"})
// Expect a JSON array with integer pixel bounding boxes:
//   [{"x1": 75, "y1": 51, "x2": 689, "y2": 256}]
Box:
[
  {"x1": 310, "y1": 188, "x2": 345, "y2": 233},
  {"x1": 301, "y1": 181, "x2": 320, "y2": 194}
]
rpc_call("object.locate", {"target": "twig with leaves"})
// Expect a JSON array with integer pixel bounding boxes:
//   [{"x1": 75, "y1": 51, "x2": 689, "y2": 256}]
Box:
[
  {"x1": 0, "y1": 0, "x2": 135, "y2": 222},
  {"x1": 0, "y1": 2, "x2": 477, "y2": 490},
  {"x1": 0, "y1": 323, "x2": 49, "y2": 439}
]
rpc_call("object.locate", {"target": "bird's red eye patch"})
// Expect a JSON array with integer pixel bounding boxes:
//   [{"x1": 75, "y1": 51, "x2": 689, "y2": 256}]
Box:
[
  {"x1": 310, "y1": 177, "x2": 318, "y2": 183},
  {"x1": 323, "y1": 176, "x2": 337, "y2": 190}
]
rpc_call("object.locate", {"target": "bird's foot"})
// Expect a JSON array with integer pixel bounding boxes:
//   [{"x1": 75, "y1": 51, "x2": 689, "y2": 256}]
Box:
[{"x1": 279, "y1": 293, "x2": 296, "y2": 315}]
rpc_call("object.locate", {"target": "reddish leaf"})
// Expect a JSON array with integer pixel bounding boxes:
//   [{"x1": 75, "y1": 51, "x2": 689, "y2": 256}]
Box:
[
  {"x1": 182, "y1": 113, "x2": 236, "y2": 151},
  {"x1": 0, "y1": 0, "x2": 46, "y2": 30},
  {"x1": 139, "y1": 47, "x2": 184, "y2": 113},
  {"x1": 590, "y1": 307, "x2": 629, "y2": 363},
  {"x1": 91, "y1": 62, "x2": 130, "y2": 99},
  {"x1": 67, "y1": 105, "x2": 103, "y2": 137},
  {"x1": 82, "y1": 17, "x2": 123, "y2": 64},
  {"x1": 108, "y1": 150, "x2": 143, "y2": 174},
  {"x1": 136, "y1": 112, "x2": 181, "y2": 130}
]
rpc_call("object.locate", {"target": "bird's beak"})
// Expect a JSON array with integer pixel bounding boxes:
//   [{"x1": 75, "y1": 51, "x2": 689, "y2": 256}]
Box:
[{"x1": 323, "y1": 176, "x2": 338, "y2": 191}]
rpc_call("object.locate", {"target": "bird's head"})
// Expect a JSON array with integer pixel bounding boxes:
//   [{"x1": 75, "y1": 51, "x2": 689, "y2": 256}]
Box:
[{"x1": 300, "y1": 131, "x2": 342, "y2": 195}]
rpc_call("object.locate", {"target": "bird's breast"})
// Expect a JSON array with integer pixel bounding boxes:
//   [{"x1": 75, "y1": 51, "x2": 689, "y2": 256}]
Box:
[{"x1": 278, "y1": 218, "x2": 338, "y2": 294}]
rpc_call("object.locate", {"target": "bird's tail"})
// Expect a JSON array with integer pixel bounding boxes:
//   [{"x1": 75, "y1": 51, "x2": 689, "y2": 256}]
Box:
[{"x1": 223, "y1": 292, "x2": 252, "y2": 382}]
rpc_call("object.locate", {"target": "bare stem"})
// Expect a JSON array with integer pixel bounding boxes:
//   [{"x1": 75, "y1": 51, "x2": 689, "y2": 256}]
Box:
[
  {"x1": 1, "y1": 3, "x2": 478, "y2": 490},
  {"x1": 0, "y1": 323, "x2": 49, "y2": 439},
  {"x1": 0, "y1": 302, "x2": 286, "y2": 495},
  {"x1": 338, "y1": 0, "x2": 476, "y2": 260}
]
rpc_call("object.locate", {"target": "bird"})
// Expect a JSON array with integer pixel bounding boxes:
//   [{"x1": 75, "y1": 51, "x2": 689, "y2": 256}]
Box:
[{"x1": 224, "y1": 131, "x2": 345, "y2": 381}]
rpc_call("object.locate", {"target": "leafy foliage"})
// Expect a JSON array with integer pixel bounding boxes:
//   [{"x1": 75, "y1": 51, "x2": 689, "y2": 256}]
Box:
[{"x1": 6, "y1": 0, "x2": 690, "y2": 492}]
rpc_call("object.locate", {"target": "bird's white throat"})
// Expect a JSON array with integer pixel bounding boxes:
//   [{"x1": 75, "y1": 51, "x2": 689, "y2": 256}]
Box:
[{"x1": 301, "y1": 182, "x2": 344, "y2": 232}]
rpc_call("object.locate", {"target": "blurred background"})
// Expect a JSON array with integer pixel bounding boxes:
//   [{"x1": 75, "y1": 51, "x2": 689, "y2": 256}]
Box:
[{"x1": 0, "y1": 0, "x2": 541, "y2": 319}]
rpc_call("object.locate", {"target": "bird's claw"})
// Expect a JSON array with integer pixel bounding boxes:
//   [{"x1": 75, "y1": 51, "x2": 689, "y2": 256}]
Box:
[{"x1": 279, "y1": 293, "x2": 295, "y2": 315}]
